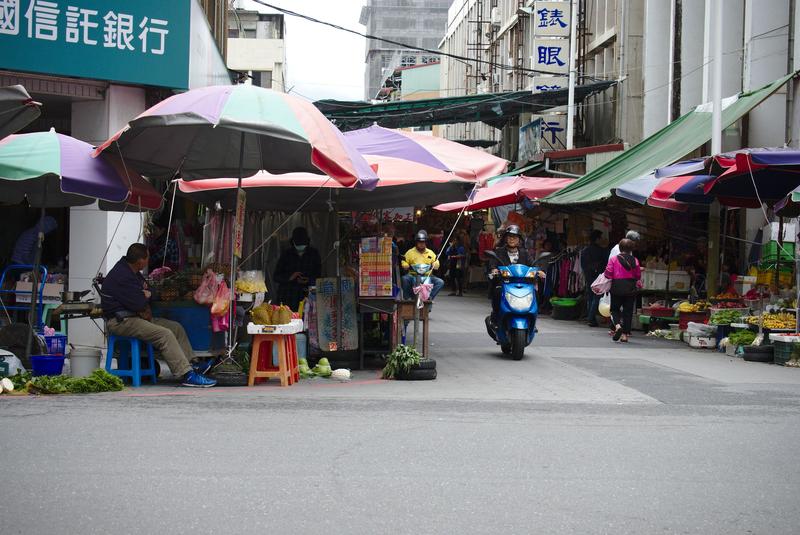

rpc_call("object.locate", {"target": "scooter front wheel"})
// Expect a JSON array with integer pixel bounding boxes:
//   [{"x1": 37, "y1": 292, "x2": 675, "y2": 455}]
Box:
[
  {"x1": 511, "y1": 328, "x2": 526, "y2": 360},
  {"x1": 501, "y1": 343, "x2": 511, "y2": 354}
]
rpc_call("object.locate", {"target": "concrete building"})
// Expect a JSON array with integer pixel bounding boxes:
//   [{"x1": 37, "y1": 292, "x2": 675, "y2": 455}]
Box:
[
  {"x1": 374, "y1": 62, "x2": 441, "y2": 102},
  {"x1": 0, "y1": 0, "x2": 231, "y2": 349},
  {"x1": 227, "y1": 6, "x2": 286, "y2": 91},
  {"x1": 359, "y1": 0, "x2": 451, "y2": 101}
]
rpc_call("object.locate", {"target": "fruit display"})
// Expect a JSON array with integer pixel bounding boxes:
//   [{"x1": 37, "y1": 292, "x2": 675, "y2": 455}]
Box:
[
  {"x1": 677, "y1": 300, "x2": 710, "y2": 313},
  {"x1": 713, "y1": 292, "x2": 741, "y2": 301},
  {"x1": 251, "y1": 303, "x2": 293, "y2": 325},
  {"x1": 235, "y1": 278, "x2": 267, "y2": 294},
  {"x1": 711, "y1": 301, "x2": 747, "y2": 309},
  {"x1": 745, "y1": 312, "x2": 796, "y2": 329}
]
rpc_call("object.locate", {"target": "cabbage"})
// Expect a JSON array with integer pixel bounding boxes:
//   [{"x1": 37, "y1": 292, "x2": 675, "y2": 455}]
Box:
[
  {"x1": 312, "y1": 364, "x2": 332, "y2": 377},
  {"x1": 317, "y1": 357, "x2": 330, "y2": 367},
  {"x1": 298, "y1": 358, "x2": 309, "y2": 367}
]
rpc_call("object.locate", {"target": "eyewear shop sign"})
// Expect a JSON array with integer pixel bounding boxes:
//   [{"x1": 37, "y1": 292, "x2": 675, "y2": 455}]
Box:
[{"x1": 0, "y1": 0, "x2": 191, "y2": 89}]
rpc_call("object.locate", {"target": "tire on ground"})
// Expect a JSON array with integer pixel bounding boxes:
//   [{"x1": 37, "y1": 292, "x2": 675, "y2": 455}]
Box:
[
  {"x1": 412, "y1": 358, "x2": 437, "y2": 370},
  {"x1": 395, "y1": 368, "x2": 437, "y2": 380}
]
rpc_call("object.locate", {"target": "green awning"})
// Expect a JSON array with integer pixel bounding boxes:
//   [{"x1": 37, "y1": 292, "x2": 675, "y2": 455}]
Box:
[
  {"x1": 544, "y1": 71, "x2": 798, "y2": 205},
  {"x1": 486, "y1": 162, "x2": 544, "y2": 184}
]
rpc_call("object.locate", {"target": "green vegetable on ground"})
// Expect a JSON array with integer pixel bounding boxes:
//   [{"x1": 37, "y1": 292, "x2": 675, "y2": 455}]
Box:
[
  {"x1": 25, "y1": 369, "x2": 124, "y2": 395},
  {"x1": 382, "y1": 344, "x2": 421, "y2": 379}
]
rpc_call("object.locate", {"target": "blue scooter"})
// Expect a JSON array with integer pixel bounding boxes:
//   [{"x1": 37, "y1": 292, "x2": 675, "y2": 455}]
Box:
[{"x1": 484, "y1": 251, "x2": 540, "y2": 360}]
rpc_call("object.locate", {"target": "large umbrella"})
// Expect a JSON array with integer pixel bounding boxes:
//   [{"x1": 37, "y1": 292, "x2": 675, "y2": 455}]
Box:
[
  {"x1": 177, "y1": 155, "x2": 473, "y2": 211},
  {"x1": 0, "y1": 85, "x2": 41, "y2": 140},
  {"x1": 434, "y1": 176, "x2": 574, "y2": 212},
  {"x1": 0, "y1": 130, "x2": 161, "y2": 356},
  {"x1": 344, "y1": 125, "x2": 508, "y2": 182},
  {"x1": 0, "y1": 130, "x2": 157, "y2": 207},
  {"x1": 94, "y1": 84, "x2": 378, "y2": 187},
  {"x1": 615, "y1": 172, "x2": 689, "y2": 211}
]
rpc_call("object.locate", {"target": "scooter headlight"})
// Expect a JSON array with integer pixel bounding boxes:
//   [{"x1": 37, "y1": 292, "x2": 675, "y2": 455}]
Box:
[{"x1": 505, "y1": 291, "x2": 533, "y2": 312}]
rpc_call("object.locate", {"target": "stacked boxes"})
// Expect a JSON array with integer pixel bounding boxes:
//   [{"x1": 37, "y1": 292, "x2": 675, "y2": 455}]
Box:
[{"x1": 359, "y1": 237, "x2": 393, "y2": 297}]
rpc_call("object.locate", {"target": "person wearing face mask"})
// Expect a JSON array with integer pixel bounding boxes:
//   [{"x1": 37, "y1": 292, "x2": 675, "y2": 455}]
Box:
[{"x1": 273, "y1": 227, "x2": 322, "y2": 311}]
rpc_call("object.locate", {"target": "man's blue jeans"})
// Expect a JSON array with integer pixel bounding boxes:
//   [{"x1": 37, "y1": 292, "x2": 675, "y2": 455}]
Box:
[{"x1": 402, "y1": 274, "x2": 445, "y2": 301}]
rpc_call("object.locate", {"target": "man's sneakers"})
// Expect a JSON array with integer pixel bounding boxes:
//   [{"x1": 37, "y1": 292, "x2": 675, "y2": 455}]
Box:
[
  {"x1": 191, "y1": 358, "x2": 215, "y2": 375},
  {"x1": 181, "y1": 370, "x2": 217, "y2": 388}
]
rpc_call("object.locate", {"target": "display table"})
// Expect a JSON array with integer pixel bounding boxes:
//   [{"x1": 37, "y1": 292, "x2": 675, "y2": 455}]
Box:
[
  {"x1": 398, "y1": 300, "x2": 430, "y2": 358},
  {"x1": 247, "y1": 319, "x2": 303, "y2": 387},
  {"x1": 358, "y1": 297, "x2": 400, "y2": 369}
]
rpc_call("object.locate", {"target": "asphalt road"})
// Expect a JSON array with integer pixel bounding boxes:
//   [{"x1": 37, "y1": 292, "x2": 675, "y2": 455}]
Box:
[{"x1": 3, "y1": 294, "x2": 800, "y2": 534}]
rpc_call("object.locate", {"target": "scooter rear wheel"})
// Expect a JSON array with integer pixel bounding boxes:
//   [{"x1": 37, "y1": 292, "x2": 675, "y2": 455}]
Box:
[
  {"x1": 501, "y1": 344, "x2": 511, "y2": 354},
  {"x1": 511, "y1": 328, "x2": 526, "y2": 360}
]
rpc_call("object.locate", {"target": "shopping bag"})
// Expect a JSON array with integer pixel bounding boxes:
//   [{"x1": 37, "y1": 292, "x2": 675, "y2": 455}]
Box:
[
  {"x1": 598, "y1": 293, "x2": 611, "y2": 317},
  {"x1": 591, "y1": 273, "x2": 612, "y2": 295},
  {"x1": 210, "y1": 280, "x2": 230, "y2": 316},
  {"x1": 193, "y1": 269, "x2": 218, "y2": 305}
]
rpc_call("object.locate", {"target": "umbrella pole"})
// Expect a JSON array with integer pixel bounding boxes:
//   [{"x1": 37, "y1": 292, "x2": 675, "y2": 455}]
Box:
[
  {"x1": 229, "y1": 132, "x2": 246, "y2": 355},
  {"x1": 162, "y1": 181, "x2": 178, "y2": 268},
  {"x1": 25, "y1": 185, "x2": 48, "y2": 359}
]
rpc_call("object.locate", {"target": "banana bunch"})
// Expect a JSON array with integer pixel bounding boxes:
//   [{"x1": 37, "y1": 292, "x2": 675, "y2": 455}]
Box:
[
  {"x1": 746, "y1": 312, "x2": 796, "y2": 329},
  {"x1": 678, "y1": 301, "x2": 703, "y2": 313},
  {"x1": 235, "y1": 279, "x2": 267, "y2": 293}
]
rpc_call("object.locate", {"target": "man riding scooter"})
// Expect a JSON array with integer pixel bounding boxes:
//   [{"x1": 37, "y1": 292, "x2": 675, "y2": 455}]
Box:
[
  {"x1": 401, "y1": 229, "x2": 445, "y2": 303},
  {"x1": 486, "y1": 225, "x2": 546, "y2": 359}
]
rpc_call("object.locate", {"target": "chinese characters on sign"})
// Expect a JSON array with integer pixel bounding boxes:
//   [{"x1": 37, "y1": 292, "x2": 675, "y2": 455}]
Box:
[
  {"x1": 0, "y1": 0, "x2": 189, "y2": 88},
  {"x1": 532, "y1": 76, "x2": 569, "y2": 93},
  {"x1": 0, "y1": 0, "x2": 171, "y2": 53},
  {"x1": 536, "y1": 114, "x2": 567, "y2": 148},
  {"x1": 531, "y1": 1, "x2": 571, "y2": 77}
]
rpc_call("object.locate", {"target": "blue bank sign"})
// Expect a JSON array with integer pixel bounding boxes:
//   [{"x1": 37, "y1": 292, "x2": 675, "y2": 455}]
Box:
[{"x1": 0, "y1": 0, "x2": 191, "y2": 89}]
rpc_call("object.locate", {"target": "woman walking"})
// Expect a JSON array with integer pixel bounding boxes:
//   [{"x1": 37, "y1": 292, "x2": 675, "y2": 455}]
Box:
[
  {"x1": 604, "y1": 238, "x2": 641, "y2": 343},
  {"x1": 446, "y1": 232, "x2": 468, "y2": 296}
]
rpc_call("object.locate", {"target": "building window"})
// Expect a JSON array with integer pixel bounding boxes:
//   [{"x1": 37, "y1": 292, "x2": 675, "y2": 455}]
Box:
[
  {"x1": 252, "y1": 71, "x2": 273, "y2": 89},
  {"x1": 228, "y1": 28, "x2": 240, "y2": 38},
  {"x1": 381, "y1": 54, "x2": 392, "y2": 68},
  {"x1": 400, "y1": 55, "x2": 417, "y2": 67},
  {"x1": 421, "y1": 56, "x2": 438, "y2": 64}
]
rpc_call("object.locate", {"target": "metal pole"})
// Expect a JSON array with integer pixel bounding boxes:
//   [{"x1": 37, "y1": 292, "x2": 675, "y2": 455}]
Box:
[
  {"x1": 25, "y1": 185, "x2": 48, "y2": 359},
  {"x1": 711, "y1": 0, "x2": 723, "y2": 155},
  {"x1": 228, "y1": 131, "x2": 245, "y2": 353},
  {"x1": 565, "y1": 0, "x2": 579, "y2": 150},
  {"x1": 162, "y1": 181, "x2": 178, "y2": 268}
]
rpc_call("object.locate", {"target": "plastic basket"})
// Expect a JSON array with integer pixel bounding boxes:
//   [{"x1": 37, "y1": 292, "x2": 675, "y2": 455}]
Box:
[
  {"x1": 772, "y1": 335, "x2": 800, "y2": 365},
  {"x1": 30, "y1": 354, "x2": 65, "y2": 376},
  {"x1": 552, "y1": 302, "x2": 581, "y2": 320},
  {"x1": 43, "y1": 334, "x2": 67, "y2": 356}
]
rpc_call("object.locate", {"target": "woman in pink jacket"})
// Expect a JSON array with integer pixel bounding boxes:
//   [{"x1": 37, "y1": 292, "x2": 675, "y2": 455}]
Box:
[{"x1": 604, "y1": 238, "x2": 642, "y2": 343}]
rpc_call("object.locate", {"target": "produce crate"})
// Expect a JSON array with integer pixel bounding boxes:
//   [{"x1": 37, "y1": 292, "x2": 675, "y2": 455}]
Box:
[
  {"x1": 43, "y1": 334, "x2": 67, "y2": 356},
  {"x1": 771, "y1": 335, "x2": 800, "y2": 365},
  {"x1": 761, "y1": 240, "x2": 795, "y2": 263},
  {"x1": 678, "y1": 311, "x2": 709, "y2": 330},
  {"x1": 709, "y1": 306, "x2": 749, "y2": 316},
  {"x1": 643, "y1": 269, "x2": 691, "y2": 291}
]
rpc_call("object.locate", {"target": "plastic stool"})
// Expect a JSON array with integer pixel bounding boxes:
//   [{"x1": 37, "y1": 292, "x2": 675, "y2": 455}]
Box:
[
  {"x1": 42, "y1": 303, "x2": 67, "y2": 334},
  {"x1": 106, "y1": 335, "x2": 157, "y2": 387},
  {"x1": 248, "y1": 334, "x2": 299, "y2": 387}
]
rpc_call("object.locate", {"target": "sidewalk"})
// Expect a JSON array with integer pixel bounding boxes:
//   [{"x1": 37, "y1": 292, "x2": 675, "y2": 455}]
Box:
[{"x1": 70, "y1": 292, "x2": 800, "y2": 404}]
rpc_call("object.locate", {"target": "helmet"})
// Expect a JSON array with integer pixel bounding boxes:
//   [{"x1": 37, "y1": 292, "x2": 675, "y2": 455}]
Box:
[
  {"x1": 504, "y1": 225, "x2": 523, "y2": 239},
  {"x1": 625, "y1": 230, "x2": 641, "y2": 241},
  {"x1": 415, "y1": 229, "x2": 428, "y2": 242}
]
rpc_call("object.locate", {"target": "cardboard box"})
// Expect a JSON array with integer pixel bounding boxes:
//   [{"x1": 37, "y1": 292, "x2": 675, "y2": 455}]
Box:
[{"x1": 14, "y1": 282, "x2": 63, "y2": 304}]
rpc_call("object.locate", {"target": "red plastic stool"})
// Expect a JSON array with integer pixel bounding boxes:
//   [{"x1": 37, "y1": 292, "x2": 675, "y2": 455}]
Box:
[{"x1": 248, "y1": 333, "x2": 299, "y2": 387}]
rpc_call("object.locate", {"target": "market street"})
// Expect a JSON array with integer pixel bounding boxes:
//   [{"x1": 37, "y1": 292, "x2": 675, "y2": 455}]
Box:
[{"x1": 3, "y1": 294, "x2": 800, "y2": 535}]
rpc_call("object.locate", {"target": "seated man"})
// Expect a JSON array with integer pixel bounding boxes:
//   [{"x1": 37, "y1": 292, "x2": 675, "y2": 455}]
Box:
[
  {"x1": 400, "y1": 229, "x2": 445, "y2": 301},
  {"x1": 101, "y1": 244, "x2": 216, "y2": 388}
]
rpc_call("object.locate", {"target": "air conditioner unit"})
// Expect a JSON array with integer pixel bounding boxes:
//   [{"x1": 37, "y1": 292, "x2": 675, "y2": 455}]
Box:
[{"x1": 490, "y1": 7, "x2": 502, "y2": 28}]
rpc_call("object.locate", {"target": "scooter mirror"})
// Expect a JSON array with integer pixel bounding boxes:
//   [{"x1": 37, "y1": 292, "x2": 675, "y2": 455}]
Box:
[{"x1": 484, "y1": 250, "x2": 500, "y2": 261}]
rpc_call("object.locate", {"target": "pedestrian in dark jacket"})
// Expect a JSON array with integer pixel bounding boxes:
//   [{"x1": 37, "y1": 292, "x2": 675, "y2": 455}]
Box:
[
  {"x1": 604, "y1": 238, "x2": 642, "y2": 343},
  {"x1": 273, "y1": 227, "x2": 321, "y2": 311},
  {"x1": 581, "y1": 230, "x2": 607, "y2": 327}
]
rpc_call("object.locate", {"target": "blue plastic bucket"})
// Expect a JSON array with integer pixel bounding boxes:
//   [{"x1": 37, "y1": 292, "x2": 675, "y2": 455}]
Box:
[{"x1": 31, "y1": 354, "x2": 65, "y2": 376}]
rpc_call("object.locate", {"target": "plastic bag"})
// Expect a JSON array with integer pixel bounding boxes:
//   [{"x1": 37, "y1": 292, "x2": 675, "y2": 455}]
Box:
[
  {"x1": 598, "y1": 294, "x2": 611, "y2": 317},
  {"x1": 591, "y1": 273, "x2": 612, "y2": 295},
  {"x1": 210, "y1": 280, "x2": 230, "y2": 316},
  {"x1": 193, "y1": 269, "x2": 218, "y2": 305}
]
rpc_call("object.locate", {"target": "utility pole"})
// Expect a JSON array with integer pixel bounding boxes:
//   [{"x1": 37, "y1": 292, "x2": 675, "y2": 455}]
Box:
[
  {"x1": 707, "y1": 0, "x2": 723, "y2": 297},
  {"x1": 565, "y1": 0, "x2": 578, "y2": 149}
]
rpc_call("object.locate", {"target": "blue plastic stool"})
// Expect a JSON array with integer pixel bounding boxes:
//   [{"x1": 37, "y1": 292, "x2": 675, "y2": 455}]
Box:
[{"x1": 106, "y1": 336, "x2": 157, "y2": 387}]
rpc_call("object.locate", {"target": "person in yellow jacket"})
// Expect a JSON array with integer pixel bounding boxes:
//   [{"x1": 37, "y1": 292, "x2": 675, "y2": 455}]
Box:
[{"x1": 401, "y1": 229, "x2": 445, "y2": 301}]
